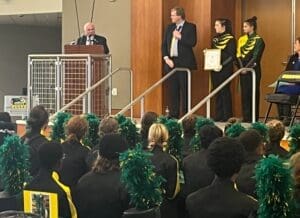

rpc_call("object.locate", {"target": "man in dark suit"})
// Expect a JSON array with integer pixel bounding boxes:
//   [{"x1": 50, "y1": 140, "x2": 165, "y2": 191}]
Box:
[
  {"x1": 162, "y1": 6, "x2": 197, "y2": 118},
  {"x1": 186, "y1": 137, "x2": 258, "y2": 218},
  {"x1": 77, "y1": 22, "x2": 110, "y2": 54}
]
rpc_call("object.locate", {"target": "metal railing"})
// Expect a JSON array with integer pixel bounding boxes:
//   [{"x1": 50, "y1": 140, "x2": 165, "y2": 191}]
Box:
[
  {"x1": 117, "y1": 68, "x2": 192, "y2": 118},
  {"x1": 50, "y1": 67, "x2": 133, "y2": 120},
  {"x1": 179, "y1": 67, "x2": 256, "y2": 123}
]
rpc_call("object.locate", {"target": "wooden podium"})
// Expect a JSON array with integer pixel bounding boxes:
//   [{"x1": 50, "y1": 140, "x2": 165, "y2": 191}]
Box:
[{"x1": 63, "y1": 45, "x2": 109, "y2": 117}]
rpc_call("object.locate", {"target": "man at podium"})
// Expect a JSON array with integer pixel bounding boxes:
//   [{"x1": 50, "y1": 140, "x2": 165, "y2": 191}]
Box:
[{"x1": 77, "y1": 22, "x2": 110, "y2": 54}]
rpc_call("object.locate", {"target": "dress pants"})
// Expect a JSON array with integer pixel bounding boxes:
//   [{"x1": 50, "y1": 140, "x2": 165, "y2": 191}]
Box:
[
  {"x1": 164, "y1": 58, "x2": 188, "y2": 118},
  {"x1": 240, "y1": 70, "x2": 261, "y2": 122},
  {"x1": 211, "y1": 71, "x2": 232, "y2": 121}
]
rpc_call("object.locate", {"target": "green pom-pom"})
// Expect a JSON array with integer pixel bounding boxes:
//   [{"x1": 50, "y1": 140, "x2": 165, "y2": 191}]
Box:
[
  {"x1": 158, "y1": 116, "x2": 184, "y2": 163},
  {"x1": 0, "y1": 135, "x2": 32, "y2": 195},
  {"x1": 51, "y1": 112, "x2": 72, "y2": 142},
  {"x1": 82, "y1": 113, "x2": 100, "y2": 148},
  {"x1": 120, "y1": 144, "x2": 164, "y2": 210},
  {"x1": 255, "y1": 155, "x2": 294, "y2": 218},
  {"x1": 190, "y1": 116, "x2": 215, "y2": 151},
  {"x1": 250, "y1": 122, "x2": 269, "y2": 143},
  {"x1": 225, "y1": 123, "x2": 245, "y2": 138},
  {"x1": 288, "y1": 124, "x2": 300, "y2": 157},
  {"x1": 116, "y1": 115, "x2": 140, "y2": 148}
]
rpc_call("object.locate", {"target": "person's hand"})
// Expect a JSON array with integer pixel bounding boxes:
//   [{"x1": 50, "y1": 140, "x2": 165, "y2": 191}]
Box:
[
  {"x1": 173, "y1": 30, "x2": 182, "y2": 40},
  {"x1": 214, "y1": 65, "x2": 222, "y2": 72},
  {"x1": 165, "y1": 58, "x2": 174, "y2": 68}
]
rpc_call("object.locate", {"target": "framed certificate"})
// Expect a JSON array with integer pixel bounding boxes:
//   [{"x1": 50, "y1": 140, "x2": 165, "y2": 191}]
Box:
[{"x1": 204, "y1": 49, "x2": 221, "y2": 70}]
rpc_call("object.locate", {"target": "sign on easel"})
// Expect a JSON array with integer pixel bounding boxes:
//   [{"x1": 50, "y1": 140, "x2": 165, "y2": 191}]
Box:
[{"x1": 4, "y1": 95, "x2": 27, "y2": 117}]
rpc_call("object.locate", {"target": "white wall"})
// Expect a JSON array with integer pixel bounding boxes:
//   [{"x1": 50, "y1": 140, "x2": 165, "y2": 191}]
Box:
[
  {"x1": 0, "y1": 0, "x2": 62, "y2": 15},
  {"x1": 0, "y1": 24, "x2": 61, "y2": 110},
  {"x1": 62, "y1": 0, "x2": 131, "y2": 109}
]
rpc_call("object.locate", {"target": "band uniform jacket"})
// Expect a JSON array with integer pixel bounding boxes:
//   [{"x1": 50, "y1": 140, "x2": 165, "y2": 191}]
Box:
[
  {"x1": 59, "y1": 139, "x2": 90, "y2": 189},
  {"x1": 186, "y1": 177, "x2": 258, "y2": 218},
  {"x1": 74, "y1": 170, "x2": 129, "y2": 218},
  {"x1": 182, "y1": 148, "x2": 215, "y2": 197},
  {"x1": 150, "y1": 146, "x2": 180, "y2": 218},
  {"x1": 24, "y1": 169, "x2": 74, "y2": 218},
  {"x1": 76, "y1": 34, "x2": 110, "y2": 54},
  {"x1": 162, "y1": 21, "x2": 197, "y2": 70}
]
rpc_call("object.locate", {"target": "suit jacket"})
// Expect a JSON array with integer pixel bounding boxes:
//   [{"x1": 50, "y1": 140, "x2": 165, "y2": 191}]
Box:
[
  {"x1": 182, "y1": 149, "x2": 215, "y2": 197},
  {"x1": 76, "y1": 34, "x2": 110, "y2": 54},
  {"x1": 186, "y1": 177, "x2": 258, "y2": 218},
  {"x1": 74, "y1": 170, "x2": 129, "y2": 218},
  {"x1": 162, "y1": 21, "x2": 197, "y2": 70}
]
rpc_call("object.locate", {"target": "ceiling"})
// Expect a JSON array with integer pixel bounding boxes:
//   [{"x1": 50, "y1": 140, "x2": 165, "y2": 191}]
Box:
[{"x1": 0, "y1": 12, "x2": 61, "y2": 27}]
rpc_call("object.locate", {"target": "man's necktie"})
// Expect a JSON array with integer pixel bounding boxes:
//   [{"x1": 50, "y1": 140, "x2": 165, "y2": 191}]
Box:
[{"x1": 170, "y1": 25, "x2": 182, "y2": 57}]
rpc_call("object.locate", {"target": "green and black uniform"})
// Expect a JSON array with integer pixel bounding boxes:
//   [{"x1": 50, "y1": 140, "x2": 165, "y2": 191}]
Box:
[
  {"x1": 211, "y1": 32, "x2": 236, "y2": 121},
  {"x1": 237, "y1": 33, "x2": 265, "y2": 122}
]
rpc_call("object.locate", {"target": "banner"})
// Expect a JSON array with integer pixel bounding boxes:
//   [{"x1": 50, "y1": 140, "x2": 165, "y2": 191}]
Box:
[{"x1": 4, "y1": 95, "x2": 27, "y2": 117}]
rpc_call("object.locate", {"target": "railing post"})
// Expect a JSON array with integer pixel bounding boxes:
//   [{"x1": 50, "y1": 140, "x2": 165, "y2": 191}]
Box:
[
  {"x1": 187, "y1": 69, "x2": 191, "y2": 112},
  {"x1": 130, "y1": 69, "x2": 134, "y2": 119},
  {"x1": 140, "y1": 97, "x2": 145, "y2": 119},
  {"x1": 251, "y1": 70, "x2": 256, "y2": 123},
  {"x1": 179, "y1": 68, "x2": 255, "y2": 122},
  {"x1": 206, "y1": 98, "x2": 211, "y2": 118},
  {"x1": 108, "y1": 55, "x2": 112, "y2": 115}
]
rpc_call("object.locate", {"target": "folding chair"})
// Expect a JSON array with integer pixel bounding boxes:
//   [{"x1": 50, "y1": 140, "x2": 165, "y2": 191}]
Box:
[{"x1": 264, "y1": 71, "x2": 300, "y2": 128}]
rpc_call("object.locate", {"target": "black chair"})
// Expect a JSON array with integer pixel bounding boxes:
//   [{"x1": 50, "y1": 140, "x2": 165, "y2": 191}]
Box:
[{"x1": 264, "y1": 71, "x2": 300, "y2": 127}]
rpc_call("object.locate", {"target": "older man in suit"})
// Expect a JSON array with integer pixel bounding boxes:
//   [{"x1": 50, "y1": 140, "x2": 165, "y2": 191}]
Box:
[
  {"x1": 162, "y1": 6, "x2": 197, "y2": 118},
  {"x1": 77, "y1": 22, "x2": 109, "y2": 54}
]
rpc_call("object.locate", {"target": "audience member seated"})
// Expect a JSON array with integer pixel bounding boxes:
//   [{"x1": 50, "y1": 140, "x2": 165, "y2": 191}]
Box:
[
  {"x1": 183, "y1": 125, "x2": 223, "y2": 197},
  {"x1": 59, "y1": 115, "x2": 90, "y2": 189},
  {"x1": 186, "y1": 137, "x2": 258, "y2": 218},
  {"x1": 265, "y1": 119, "x2": 288, "y2": 158},
  {"x1": 277, "y1": 37, "x2": 300, "y2": 125},
  {"x1": 21, "y1": 105, "x2": 49, "y2": 176},
  {"x1": 0, "y1": 112, "x2": 15, "y2": 193},
  {"x1": 148, "y1": 123, "x2": 180, "y2": 218},
  {"x1": 181, "y1": 114, "x2": 197, "y2": 158},
  {"x1": 140, "y1": 111, "x2": 158, "y2": 149},
  {"x1": 74, "y1": 133, "x2": 129, "y2": 218},
  {"x1": 0, "y1": 112, "x2": 15, "y2": 146},
  {"x1": 86, "y1": 115, "x2": 119, "y2": 168},
  {"x1": 236, "y1": 129, "x2": 264, "y2": 198},
  {"x1": 290, "y1": 152, "x2": 300, "y2": 217},
  {"x1": 23, "y1": 141, "x2": 77, "y2": 218}
]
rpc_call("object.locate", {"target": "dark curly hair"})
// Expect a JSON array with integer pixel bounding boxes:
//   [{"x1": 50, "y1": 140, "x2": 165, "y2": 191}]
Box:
[
  {"x1": 207, "y1": 137, "x2": 245, "y2": 178},
  {"x1": 140, "y1": 112, "x2": 158, "y2": 140},
  {"x1": 238, "y1": 129, "x2": 263, "y2": 153},
  {"x1": 199, "y1": 125, "x2": 223, "y2": 149},
  {"x1": 182, "y1": 114, "x2": 197, "y2": 136}
]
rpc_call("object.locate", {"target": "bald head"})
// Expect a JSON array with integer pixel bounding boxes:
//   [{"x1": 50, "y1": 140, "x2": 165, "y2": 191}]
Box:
[{"x1": 84, "y1": 22, "x2": 96, "y2": 37}]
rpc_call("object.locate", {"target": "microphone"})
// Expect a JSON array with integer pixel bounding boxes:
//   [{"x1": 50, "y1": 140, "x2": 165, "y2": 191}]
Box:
[{"x1": 92, "y1": 38, "x2": 99, "y2": 44}]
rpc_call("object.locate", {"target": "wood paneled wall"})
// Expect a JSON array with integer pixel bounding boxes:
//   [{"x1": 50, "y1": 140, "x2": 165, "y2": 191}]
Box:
[
  {"x1": 131, "y1": 0, "x2": 237, "y2": 117},
  {"x1": 131, "y1": 0, "x2": 164, "y2": 116}
]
